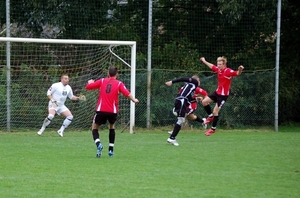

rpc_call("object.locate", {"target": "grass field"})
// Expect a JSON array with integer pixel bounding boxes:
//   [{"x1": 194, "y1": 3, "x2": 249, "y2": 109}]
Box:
[{"x1": 0, "y1": 126, "x2": 300, "y2": 198}]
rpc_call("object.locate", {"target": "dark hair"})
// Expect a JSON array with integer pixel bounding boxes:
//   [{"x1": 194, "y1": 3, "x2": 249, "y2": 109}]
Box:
[{"x1": 108, "y1": 67, "x2": 118, "y2": 77}]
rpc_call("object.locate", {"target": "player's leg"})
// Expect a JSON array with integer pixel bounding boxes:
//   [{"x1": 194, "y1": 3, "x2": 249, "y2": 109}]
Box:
[
  {"x1": 202, "y1": 92, "x2": 216, "y2": 124},
  {"x1": 205, "y1": 95, "x2": 227, "y2": 136},
  {"x1": 37, "y1": 108, "x2": 56, "y2": 135},
  {"x1": 167, "y1": 99, "x2": 185, "y2": 146},
  {"x1": 205, "y1": 103, "x2": 219, "y2": 136},
  {"x1": 92, "y1": 112, "x2": 106, "y2": 158},
  {"x1": 57, "y1": 107, "x2": 73, "y2": 137},
  {"x1": 187, "y1": 113, "x2": 207, "y2": 129},
  {"x1": 107, "y1": 113, "x2": 117, "y2": 156}
]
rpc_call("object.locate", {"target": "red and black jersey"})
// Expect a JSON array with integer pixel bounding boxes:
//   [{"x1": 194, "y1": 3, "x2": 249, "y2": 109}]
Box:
[{"x1": 86, "y1": 77, "x2": 130, "y2": 113}]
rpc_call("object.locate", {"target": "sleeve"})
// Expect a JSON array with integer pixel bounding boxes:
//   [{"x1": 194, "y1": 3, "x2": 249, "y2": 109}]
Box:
[
  {"x1": 225, "y1": 68, "x2": 239, "y2": 77},
  {"x1": 86, "y1": 78, "x2": 103, "y2": 90},
  {"x1": 47, "y1": 83, "x2": 56, "y2": 96},
  {"x1": 198, "y1": 88, "x2": 208, "y2": 97},
  {"x1": 211, "y1": 65, "x2": 219, "y2": 72},
  {"x1": 68, "y1": 86, "x2": 74, "y2": 99},
  {"x1": 172, "y1": 77, "x2": 198, "y2": 87},
  {"x1": 119, "y1": 81, "x2": 131, "y2": 97},
  {"x1": 171, "y1": 77, "x2": 191, "y2": 84}
]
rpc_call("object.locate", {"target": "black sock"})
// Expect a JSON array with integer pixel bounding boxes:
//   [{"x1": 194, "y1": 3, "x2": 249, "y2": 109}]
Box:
[
  {"x1": 92, "y1": 129, "x2": 100, "y2": 147},
  {"x1": 204, "y1": 105, "x2": 212, "y2": 115},
  {"x1": 195, "y1": 116, "x2": 203, "y2": 123},
  {"x1": 170, "y1": 124, "x2": 181, "y2": 139},
  {"x1": 212, "y1": 116, "x2": 219, "y2": 129},
  {"x1": 109, "y1": 129, "x2": 115, "y2": 151}
]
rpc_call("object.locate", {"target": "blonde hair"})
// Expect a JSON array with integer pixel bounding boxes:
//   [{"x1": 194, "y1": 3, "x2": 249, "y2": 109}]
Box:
[{"x1": 217, "y1": 56, "x2": 227, "y2": 65}]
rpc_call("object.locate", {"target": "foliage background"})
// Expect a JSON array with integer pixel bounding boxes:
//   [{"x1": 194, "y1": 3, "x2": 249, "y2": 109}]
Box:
[{"x1": 0, "y1": 0, "x2": 299, "y2": 130}]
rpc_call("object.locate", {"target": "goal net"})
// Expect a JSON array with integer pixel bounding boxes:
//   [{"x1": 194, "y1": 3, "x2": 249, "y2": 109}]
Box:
[{"x1": 0, "y1": 37, "x2": 136, "y2": 133}]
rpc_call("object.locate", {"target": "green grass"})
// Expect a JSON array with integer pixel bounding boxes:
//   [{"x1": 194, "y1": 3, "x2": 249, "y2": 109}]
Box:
[{"x1": 0, "y1": 127, "x2": 300, "y2": 198}]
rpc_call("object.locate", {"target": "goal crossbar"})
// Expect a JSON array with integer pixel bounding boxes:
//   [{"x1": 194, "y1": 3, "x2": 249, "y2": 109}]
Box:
[{"x1": 0, "y1": 37, "x2": 137, "y2": 134}]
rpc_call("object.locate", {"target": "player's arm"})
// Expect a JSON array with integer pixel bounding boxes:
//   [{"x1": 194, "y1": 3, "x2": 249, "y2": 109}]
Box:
[
  {"x1": 237, "y1": 65, "x2": 244, "y2": 76},
  {"x1": 85, "y1": 79, "x2": 102, "y2": 90},
  {"x1": 126, "y1": 93, "x2": 139, "y2": 104},
  {"x1": 119, "y1": 82, "x2": 139, "y2": 104},
  {"x1": 226, "y1": 65, "x2": 244, "y2": 77},
  {"x1": 200, "y1": 57, "x2": 214, "y2": 69},
  {"x1": 165, "y1": 77, "x2": 195, "y2": 86},
  {"x1": 47, "y1": 84, "x2": 58, "y2": 106}
]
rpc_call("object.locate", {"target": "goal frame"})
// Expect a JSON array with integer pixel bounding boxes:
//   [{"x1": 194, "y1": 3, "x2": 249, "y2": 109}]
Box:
[{"x1": 0, "y1": 37, "x2": 137, "y2": 134}]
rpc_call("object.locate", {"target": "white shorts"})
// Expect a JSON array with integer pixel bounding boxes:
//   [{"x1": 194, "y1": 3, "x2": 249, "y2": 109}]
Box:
[{"x1": 48, "y1": 102, "x2": 69, "y2": 115}]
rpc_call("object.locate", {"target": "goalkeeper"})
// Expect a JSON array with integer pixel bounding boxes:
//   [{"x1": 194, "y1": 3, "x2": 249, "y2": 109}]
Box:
[{"x1": 37, "y1": 74, "x2": 85, "y2": 137}]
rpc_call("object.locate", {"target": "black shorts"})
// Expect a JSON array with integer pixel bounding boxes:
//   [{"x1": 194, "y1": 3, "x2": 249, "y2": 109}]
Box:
[
  {"x1": 93, "y1": 112, "x2": 117, "y2": 125},
  {"x1": 174, "y1": 98, "x2": 188, "y2": 117},
  {"x1": 208, "y1": 91, "x2": 229, "y2": 109}
]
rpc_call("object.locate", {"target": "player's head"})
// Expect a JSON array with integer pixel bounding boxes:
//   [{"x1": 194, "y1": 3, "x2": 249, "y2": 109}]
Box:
[
  {"x1": 60, "y1": 74, "x2": 69, "y2": 85},
  {"x1": 192, "y1": 75, "x2": 200, "y2": 85},
  {"x1": 108, "y1": 67, "x2": 118, "y2": 78},
  {"x1": 217, "y1": 56, "x2": 227, "y2": 70}
]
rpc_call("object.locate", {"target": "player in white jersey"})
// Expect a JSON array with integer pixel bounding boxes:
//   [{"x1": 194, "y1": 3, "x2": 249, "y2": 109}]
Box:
[{"x1": 37, "y1": 74, "x2": 81, "y2": 137}]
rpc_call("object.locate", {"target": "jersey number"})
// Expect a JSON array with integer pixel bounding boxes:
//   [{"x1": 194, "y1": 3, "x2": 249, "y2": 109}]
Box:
[{"x1": 106, "y1": 84, "x2": 112, "y2": 93}]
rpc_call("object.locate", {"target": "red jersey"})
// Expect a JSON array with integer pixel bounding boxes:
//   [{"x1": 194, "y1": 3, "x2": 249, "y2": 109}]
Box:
[
  {"x1": 179, "y1": 86, "x2": 208, "y2": 110},
  {"x1": 85, "y1": 77, "x2": 131, "y2": 113},
  {"x1": 211, "y1": 65, "x2": 239, "y2": 96}
]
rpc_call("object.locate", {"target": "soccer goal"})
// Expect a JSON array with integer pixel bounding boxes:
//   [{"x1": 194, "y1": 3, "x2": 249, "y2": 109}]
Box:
[{"x1": 0, "y1": 37, "x2": 136, "y2": 134}]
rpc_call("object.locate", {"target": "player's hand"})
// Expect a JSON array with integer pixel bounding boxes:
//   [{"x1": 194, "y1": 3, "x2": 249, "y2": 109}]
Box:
[
  {"x1": 196, "y1": 96, "x2": 203, "y2": 102},
  {"x1": 238, "y1": 65, "x2": 244, "y2": 71},
  {"x1": 200, "y1": 57, "x2": 206, "y2": 62},
  {"x1": 88, "y1": 79, "x2": 94, "y2": 84},
  {"x1": 165, "y1": 81, "x2": 172, "y2": 86},
  {"x1": 78, "y1": 95, "x2": 86, "y2": 101},
  {"x1": 51, "y1": 100, "x2": 58, "y2": 108},
  {"x1": 132, "y1": 98, "x2": 139, "y2": 104}
]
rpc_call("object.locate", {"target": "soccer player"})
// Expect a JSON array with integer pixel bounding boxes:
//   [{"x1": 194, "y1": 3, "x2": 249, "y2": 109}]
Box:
[
  {"x1": 200, "y1": 56, "x2": 244, "y2": 136},
  {"x1": 168, "y1": 84, "x2": 208, "y2": 135},
  {"x1": 85, "y1": 66, "x2": 139, "y2": 157},
  {"x1": 37, "y1": 74, "x2": 82, "y2": 137},
  {"x1": 165, "y1": 75, "x2": 200, "y2": 146}
]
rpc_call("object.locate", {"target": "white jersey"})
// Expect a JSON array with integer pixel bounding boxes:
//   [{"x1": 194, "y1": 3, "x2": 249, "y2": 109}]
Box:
[{"x1": 47, "y1": 82, "x2": 74, "y2": 106}]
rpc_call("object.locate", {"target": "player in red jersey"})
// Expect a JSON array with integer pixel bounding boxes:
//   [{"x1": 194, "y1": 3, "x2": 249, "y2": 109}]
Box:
[
  {"x1": 85, "y1": 67, "x2": 139, "y2": 157},
  {"x1": 168, "y1": 84, "x2": 208, "y2": 135},
  {"x1": 200, "y1": 56, "x2": 244, "y2": 136}
]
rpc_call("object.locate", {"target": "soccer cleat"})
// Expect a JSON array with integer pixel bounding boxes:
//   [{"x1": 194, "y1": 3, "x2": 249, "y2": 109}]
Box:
[
  {"x1": 57, "y1": 130, "x2": 64, "y2": 137},
  {"x1": 167, "y1": 138, "x2": 179, "y2": 146},
  {"x1": 203, "y1": 116, "x2": 214, "y2": 124},
  {"x1": 96, "y1": 143, "x2": 103, "y2": 158},
  {"x1": 202, "y1": 118, "x2": 207, "y2": 129},
  {"x1": 108, "y1": 150, "x2": 114, "y2": 157},
  {"x1": 168, "y1": 131, "x2": 173, "y2": 135},
  {"x1": 205, "y1": 128, "x2": 216, "y2": 136},
  {"x1": 37, "y1": 129, "x2": 44, "y2": 136}
]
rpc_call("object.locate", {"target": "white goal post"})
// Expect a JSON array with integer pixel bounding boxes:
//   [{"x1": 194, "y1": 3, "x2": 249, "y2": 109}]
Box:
[{"x1": 0, "y1": 37, "x2": 137, "y2": 134}]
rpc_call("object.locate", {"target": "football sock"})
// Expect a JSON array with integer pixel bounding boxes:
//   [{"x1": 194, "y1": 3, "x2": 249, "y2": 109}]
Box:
[
  {"x1": 60, "y1": 115, "x2": 73, "y2": 131},
  {"x1": 109, "y1": 129, "x2": 115, "y2": 151},
  {"x1": 42, "y1": 114, "x2": 54, "y2": 128},
  {"x1": 212, "y1": 116, "x2": 219, "y2": 128},
  {"x1": 92, "y1": 129, "x2": 100, "y2": 142},
  {"x1": 170, "y1": 124, "x2": 181, "y2": 139},
  {"x1": 195, "y1": 116, "x2": 203, "y2": 123},
  {"x1": 204, "y1": 105, "x2": 212, "y2": 115}
]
